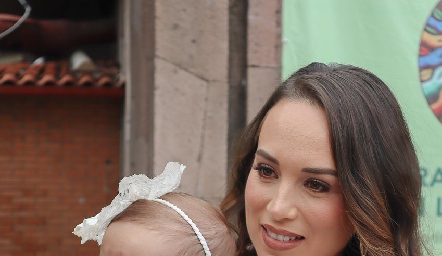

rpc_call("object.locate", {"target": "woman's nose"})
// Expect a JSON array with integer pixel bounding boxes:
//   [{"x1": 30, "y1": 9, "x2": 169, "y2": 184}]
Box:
[{"x1": 266, "y1": 184, "x2": 298, "y2": 221}]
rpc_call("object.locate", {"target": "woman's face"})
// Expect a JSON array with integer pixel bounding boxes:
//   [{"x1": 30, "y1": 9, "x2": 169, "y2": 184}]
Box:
[{"x1": 245, "y1": 99, "x2": 354, "y2": 256}]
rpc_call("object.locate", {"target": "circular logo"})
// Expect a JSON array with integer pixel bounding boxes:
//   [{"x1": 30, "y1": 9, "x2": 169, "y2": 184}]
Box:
[{"x1": 419, "y1": 1, "x2": 442, "y2": 124}]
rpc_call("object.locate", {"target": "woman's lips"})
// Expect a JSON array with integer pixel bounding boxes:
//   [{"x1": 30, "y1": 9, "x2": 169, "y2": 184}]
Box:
[{"x1": 261, "y1": 224, "x2": 305, "y2": 251}]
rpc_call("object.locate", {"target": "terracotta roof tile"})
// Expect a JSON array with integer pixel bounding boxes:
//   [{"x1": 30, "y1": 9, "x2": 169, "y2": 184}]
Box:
[
  {"x1": 37, "y1": 61, "x2": 57, "y2": 86},
  {"x1": 58, "y1": 60, "x2": 75, "y2": 86},
  {"x1": 0, "y1": 60, "x2": 124, "y2": 97}
]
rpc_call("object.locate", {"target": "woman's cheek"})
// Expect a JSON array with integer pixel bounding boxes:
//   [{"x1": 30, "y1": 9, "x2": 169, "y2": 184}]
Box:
[{"x1": 245, "y1": 172, "x2": 268, "y2": 210}]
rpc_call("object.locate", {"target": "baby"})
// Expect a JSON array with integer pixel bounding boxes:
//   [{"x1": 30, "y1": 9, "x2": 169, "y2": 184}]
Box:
[{"x1": 73, "y1": 162, "x2": 235, "y2": 256}]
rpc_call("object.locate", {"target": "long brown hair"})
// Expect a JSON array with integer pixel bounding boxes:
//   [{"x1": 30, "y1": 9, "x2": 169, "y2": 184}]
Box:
[{"x1": 220, "y1": 62, "x2": 424, "y2": 256}]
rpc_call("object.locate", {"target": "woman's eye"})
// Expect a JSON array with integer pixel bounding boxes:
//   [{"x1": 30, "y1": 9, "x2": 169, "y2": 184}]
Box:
[
  {"x1": 304, "y1": 179, "x2": 330, "y2": 192},
  {"x1": 254, "y1": 164, "x2": 278, "y2": 179}
]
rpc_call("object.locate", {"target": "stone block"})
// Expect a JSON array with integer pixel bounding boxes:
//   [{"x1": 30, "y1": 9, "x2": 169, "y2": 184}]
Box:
[
  {"x1": 247, "y1": 66, "x2": 281, "y2": 123},
  {"x1": 197, "y1": 81, "x2": 228, "y2": 202},
  {"x1": 248, "y1": 0, "x2": 282, "y2": 68},
  {"x1": 156, "y1": 0, "x2": 229, "y2": 82},
  {"x1": 153, "y1": 57, "x2": 207, "y2": 195},
  {"x1": 153, "y1": 58, "x2": 229, "y2": 203}
]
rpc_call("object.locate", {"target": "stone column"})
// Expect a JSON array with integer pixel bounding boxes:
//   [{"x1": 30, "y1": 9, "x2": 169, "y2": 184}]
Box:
[
  {"x1": 153, "y1": 1, "x2": 229, "y2": 203},
  {"x1": 247, "y1": 0, "x2": 282, "y2": 122},
  {"x1": 120, "y1": 0, "x2": 155, "y2": 177},
  {"x1": 120, "y1": 0, "x2": 281, "y2": 203}
]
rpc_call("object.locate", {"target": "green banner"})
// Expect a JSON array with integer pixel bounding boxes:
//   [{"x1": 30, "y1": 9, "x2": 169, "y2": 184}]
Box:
[{"x1": 282, "y1": 1, "x2": 442, "y2": 254}]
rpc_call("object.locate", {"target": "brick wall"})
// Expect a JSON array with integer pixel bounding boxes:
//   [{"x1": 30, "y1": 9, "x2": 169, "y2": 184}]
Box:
[{"x1": 0, "y1": 95, "x2": 122, "y2": 255}]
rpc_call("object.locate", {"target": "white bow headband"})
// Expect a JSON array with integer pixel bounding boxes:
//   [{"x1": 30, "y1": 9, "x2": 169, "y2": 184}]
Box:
[{"x1": 73, "y1": 162, "x2": 211, "y2": 256}]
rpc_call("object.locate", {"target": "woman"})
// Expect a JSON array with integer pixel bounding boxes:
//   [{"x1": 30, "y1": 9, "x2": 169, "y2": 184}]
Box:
[{"x1": 221, "y1": 62, "x2": 424, "y2": 256}]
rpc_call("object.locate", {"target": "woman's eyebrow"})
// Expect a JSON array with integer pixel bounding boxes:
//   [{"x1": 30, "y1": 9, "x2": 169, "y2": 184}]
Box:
[
  {"x1": 302, "y1": 167, "x2": 337, "y2": 176},
  {"x1": 256, "y1": 149, "x2": 279, "y2": 164},
  {"x1": 256, "y1": 149, "x2": 336, "y2": 176}
]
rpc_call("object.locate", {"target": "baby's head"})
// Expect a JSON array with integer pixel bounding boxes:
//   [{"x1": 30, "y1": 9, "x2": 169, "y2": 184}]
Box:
[
  {"x1": 73, "y1": 162, "x2": 235, "y2": 255},
  {"x1": 100, "y1": 192, "x2": 236, "y2": 256}
]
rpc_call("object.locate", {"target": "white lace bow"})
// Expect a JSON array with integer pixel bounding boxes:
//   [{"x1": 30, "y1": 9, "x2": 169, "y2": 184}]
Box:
[{"x1": 72, "y1": 162, "x2": 186, "y2": 245}]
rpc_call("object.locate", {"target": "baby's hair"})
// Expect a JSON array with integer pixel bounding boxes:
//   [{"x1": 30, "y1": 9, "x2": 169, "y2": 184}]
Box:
[{"x1": 110, "y1": 192, "x2": 236, "y2": 256}]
